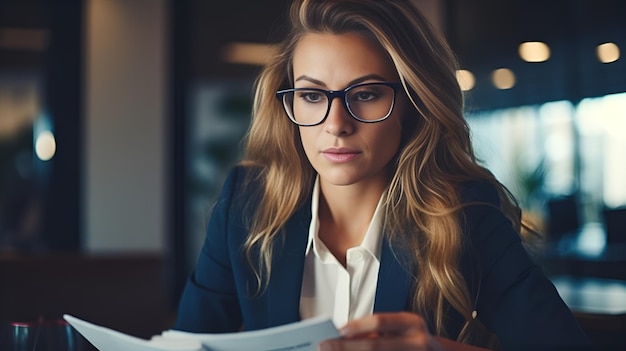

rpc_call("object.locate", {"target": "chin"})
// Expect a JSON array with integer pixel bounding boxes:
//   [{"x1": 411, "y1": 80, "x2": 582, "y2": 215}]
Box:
[{"x1": 318, "y1": 170, "x2": 365, "y2": 186}]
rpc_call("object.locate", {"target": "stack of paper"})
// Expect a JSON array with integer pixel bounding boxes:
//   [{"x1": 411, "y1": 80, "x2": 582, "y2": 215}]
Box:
[{"x1": 63, "y1": 314, "x2": 339, "y2": 351}]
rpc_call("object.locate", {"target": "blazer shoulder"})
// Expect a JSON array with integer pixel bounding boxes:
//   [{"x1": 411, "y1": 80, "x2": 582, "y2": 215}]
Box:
[
  {"x1": 225, "y1": 164, "x2": 263, "y2": 186},
  {"x1": 460, "y1": 179, "x2": 501, "y2": 207},
  {"x1": 220, "y1": 165, "x2": 264, "y2": 198}
]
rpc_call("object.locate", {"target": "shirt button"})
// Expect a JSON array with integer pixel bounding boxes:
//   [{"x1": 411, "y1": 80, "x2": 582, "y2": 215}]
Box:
[{"x1": 353, "y1": 251, "x2": 364, "y2": 260}]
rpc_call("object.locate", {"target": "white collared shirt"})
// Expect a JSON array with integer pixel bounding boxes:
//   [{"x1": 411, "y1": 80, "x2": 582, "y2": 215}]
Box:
[{"x1": 299, "y1": 177, "x2": 384, "y2": 328}]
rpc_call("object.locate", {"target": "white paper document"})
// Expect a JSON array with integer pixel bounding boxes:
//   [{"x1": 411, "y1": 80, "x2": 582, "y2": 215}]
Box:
[{"x1": 63, "y1": 314, "x2": 339, "y2": 351}]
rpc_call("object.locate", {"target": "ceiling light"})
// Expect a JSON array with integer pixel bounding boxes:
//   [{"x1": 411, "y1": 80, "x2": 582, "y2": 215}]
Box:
[
  {"x1": 0, "y1": 28, "x2": 48, "y2": 51},
  {"x1": 491, "y1": 68, "x2": 516, "y2": 90},
  {"x1": 456, "y1": 69, "x2": 475, "y2": 91},
  {"x1": 35, "y1": 130, "x2": 56, "y2": 161},
  {"x1": 221, "y1": 42, "x2": 278, "y2": 66},
  {"x1": 596, "y1": 42, "x2": 620, "y2": 63},
  {"x1": 518, "y1": 41, "x2": 551, "y2": 62}
]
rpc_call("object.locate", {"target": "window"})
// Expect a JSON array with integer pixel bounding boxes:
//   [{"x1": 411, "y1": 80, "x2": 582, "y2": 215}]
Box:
[{"x1": 466, "y1": 92, "x2": 626, "y2": 249}]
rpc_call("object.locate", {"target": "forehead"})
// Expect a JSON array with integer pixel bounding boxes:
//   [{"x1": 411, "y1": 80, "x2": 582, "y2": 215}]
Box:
[{"x1": 291, "y1": 32, "x2": 397, "y2": 85}]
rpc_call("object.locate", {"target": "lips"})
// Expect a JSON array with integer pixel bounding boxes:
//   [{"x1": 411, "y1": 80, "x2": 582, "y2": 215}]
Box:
[{"x1": 321, "y1": 147, "x2": 361, "y2": 162}]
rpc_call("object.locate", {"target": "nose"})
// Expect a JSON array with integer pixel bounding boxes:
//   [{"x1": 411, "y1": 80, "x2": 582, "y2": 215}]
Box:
[{"x1": 323, "y1": 96, "x2": 354, "y2": 136}]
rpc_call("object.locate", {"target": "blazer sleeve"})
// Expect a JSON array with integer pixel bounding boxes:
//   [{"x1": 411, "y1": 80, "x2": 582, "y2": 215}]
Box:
[
  {"x1": 462, "y1": 181, "x2": 593, "y2": 351},
  {"x1": 173, "y1": 167, "x2": 247, "y2": 333}
]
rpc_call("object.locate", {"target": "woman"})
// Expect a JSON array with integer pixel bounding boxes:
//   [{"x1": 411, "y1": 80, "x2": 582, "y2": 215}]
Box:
[{"x1": 174, "y1": 0, "x2": 592, "y2": 350}]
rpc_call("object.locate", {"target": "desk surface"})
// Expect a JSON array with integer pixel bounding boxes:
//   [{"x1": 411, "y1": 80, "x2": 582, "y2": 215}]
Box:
[{"x1": 551, "y1": 275, "x2": 626, "y2": 315}]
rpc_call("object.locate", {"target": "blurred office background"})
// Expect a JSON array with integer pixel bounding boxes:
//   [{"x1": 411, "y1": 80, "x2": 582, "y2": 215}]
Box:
[{"x1": 1, "y1": 0, "x2": 625, "y2": 347}]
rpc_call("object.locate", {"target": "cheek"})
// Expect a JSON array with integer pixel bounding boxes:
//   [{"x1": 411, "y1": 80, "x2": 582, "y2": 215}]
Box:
[
  {"x1": 364, "y1": 124, "x2": 402, "y2": 167},
  {"x1": 298, "y1": 128, "x2": 317, "y2": 155},
  {"x1": 379, "y1": 118, "x2": 403, "y2": 154}
]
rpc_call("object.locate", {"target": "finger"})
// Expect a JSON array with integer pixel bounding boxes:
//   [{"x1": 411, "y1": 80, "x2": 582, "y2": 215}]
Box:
[
  {"x1": 319, "y1": 338, "x2": 379, "y2": 351},
  {"x1": 319, "y1": 336, "x2": 428, "y2": 351},
  {"x1": 340, "y1": 312, "x2": 427, "y2": 338}
]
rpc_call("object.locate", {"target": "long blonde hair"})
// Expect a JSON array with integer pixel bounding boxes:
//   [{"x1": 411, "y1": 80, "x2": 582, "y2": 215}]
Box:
[{"x1": 240, "y1": 0, "x2": 522, "y2": 348}]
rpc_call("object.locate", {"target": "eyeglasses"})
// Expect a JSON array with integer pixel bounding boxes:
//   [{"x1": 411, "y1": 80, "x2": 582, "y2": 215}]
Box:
[{"x1": 276, "y1": 82, "x2": 402, "y2": 126}]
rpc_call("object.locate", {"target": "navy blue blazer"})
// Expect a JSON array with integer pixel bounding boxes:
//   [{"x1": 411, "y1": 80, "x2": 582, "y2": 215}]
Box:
[{"x1": 174, "y1": 166, "x2": 592, "y2": 351}]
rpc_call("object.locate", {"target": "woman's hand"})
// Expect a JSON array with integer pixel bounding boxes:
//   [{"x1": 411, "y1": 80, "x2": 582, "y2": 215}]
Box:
[
  {"x1": 318, "y1": 312, "x2": 442, "y2": 351},
  {"x1": 318, "y1": 312, "x2": 493, "y2": 351}
]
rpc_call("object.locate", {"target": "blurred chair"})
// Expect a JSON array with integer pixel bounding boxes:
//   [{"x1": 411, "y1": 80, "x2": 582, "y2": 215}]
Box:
[
  {"x1": 546, "y1": 194, "x2": 581, "y2": 242},
  {"x1": 602, "y1": 206, "x2": 626, "y2": 245}
]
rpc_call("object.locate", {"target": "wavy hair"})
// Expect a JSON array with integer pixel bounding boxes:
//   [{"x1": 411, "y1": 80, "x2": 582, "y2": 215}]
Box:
[{"x1": 240, "y1": 0, "x2": 523, "y2": 348}]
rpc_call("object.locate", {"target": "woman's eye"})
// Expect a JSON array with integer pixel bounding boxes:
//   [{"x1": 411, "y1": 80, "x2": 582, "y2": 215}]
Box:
[
  {"x1": 298, "y1": 92, "x2": 324, "y2": 103},
  {"x1": 353, "y1": 91, "x2": 378, "y2": 102}
]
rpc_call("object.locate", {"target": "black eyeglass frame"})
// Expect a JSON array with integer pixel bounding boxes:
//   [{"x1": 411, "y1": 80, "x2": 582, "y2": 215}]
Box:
[{"x1": 275, "y1": 81, "x2": 403, "y2": 126}]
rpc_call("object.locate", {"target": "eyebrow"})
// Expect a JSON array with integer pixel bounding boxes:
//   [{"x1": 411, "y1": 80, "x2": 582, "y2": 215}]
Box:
[{"x1": 294, "y1": 74, "x2": 389, "y2": 88}]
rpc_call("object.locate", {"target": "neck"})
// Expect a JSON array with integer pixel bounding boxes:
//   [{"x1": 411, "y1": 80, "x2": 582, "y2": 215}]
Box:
[
  {"x1": 316, "y1": 180, "x2": 386, "y2": 264},
  {"x1": 319, "y1": 181, "x2": 385, "y2": 227}
]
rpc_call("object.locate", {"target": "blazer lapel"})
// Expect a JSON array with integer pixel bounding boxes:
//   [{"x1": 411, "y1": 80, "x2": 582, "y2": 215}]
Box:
[
  {"x1": 374, "y1": 237, "x2": 413, "y2": 312},
  {"x1": 265, "y1": 200, "x2": 312, "y2": 327}
]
